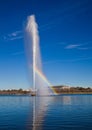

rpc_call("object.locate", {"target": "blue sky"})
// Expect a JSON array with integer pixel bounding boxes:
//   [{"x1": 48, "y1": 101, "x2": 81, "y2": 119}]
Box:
[{"x1": 0, "y1": 0, "x2": 92, "y2": 89}]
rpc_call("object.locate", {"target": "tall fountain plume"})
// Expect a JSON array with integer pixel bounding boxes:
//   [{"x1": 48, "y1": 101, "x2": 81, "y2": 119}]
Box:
[{"x1": 24, "y1": 15, "x2": 55, "y2": 96}]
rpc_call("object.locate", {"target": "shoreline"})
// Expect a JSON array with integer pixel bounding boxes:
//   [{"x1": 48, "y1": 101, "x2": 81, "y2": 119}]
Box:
[
  {"x1": 0, "y1": 86, "x2": 92, "y2": 95},
  {"x1": 0, "y1": 93, "x2": 92, "y2": 96}
]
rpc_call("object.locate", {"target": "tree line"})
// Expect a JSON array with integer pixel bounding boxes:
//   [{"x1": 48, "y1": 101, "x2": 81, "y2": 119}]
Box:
[
  {"x1": 52, "y1": 86, "x2": 92, "y2": 94},
  {"x1": 0, "y1": 86, "x2": 92, "y2": 95},
  {"x1": 0, "y1": 89, "x2": 30, "y2": 95}
]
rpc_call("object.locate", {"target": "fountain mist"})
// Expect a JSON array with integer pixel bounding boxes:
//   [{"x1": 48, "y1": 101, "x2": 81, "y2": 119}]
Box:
[{"x1": 24, "y1": 15, "x2": 55, "y2": 96}]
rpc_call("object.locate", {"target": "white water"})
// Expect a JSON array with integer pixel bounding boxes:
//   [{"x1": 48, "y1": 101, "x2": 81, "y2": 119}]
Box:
[{"x1": 24, "y1": 15, "x2": 53, "y2": 96}]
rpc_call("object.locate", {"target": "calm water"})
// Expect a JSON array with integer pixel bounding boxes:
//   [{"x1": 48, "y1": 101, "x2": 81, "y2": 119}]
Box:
[{"x1": 0, "y1": 95, "x2": 92, "y2": 130}]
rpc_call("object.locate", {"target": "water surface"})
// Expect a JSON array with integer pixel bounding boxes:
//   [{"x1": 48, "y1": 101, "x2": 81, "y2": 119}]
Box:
[{"x1": 0, "y1": 95, "x2": 92, "y2": 130}]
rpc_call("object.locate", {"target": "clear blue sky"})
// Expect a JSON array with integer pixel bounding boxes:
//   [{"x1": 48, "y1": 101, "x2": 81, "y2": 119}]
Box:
[{"x1": 0, "y1": 0, "x2": 92, "y2": 89}]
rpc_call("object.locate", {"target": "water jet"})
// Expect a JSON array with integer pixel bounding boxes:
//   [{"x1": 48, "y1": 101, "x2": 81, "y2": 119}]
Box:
[{"x1": 24, "y1": 15, "x2": 55, "y2": 96}]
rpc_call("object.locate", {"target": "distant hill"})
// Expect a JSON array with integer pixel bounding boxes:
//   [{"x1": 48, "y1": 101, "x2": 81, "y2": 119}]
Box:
[{"x1": 52, "y1": 86, "x2": 92, "y2": 94}]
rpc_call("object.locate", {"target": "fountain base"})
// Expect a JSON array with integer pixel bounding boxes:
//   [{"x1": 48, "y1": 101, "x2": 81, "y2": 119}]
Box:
[{"x1": 31, "y1": 90, "x2": 37, "y2": 96}]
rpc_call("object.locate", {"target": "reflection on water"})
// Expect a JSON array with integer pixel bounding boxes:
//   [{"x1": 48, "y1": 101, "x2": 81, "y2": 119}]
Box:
[
  {"x1": 0, "y1": 95, "x2": 92, "y2": 130},
  {"x1": 32, "y1": 96, "x2": 53, "y2": 130},
  {"x1": 32, "y1": 96, "x2": 71, "y2": 129}
]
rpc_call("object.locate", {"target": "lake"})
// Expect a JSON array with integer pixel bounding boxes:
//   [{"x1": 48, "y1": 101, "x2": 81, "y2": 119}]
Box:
[{"x1": 0, "y1": 95, "x2": 92, "y2": 130}]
